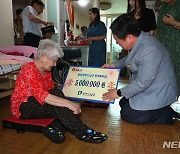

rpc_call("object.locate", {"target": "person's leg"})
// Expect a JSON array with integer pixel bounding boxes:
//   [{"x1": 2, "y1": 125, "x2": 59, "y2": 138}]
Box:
[
  {"x1": 24, "y1": 33, "x2": 41, "y2": 47},
  {"x1": 19, "y1": 89, "x2": 107, "y2": 143},
  {"x1": 19, "y1": 96, "x2": 53, "y2": 119},
  {"x1": 48, "y1": 88, "x2": 108, "y2": 143},
  {"x1": 19, "y1": 96, "x2": 65, "y2": 144},
  {"x1": 48, "y1": 119, "x2": 66, "y2": 134},
  {"x1": 119, "y1": 96, "x2": 128, "y2": 108},
  {"x1": 19, "y1": 96, "x2": 88, "y2": 136},
  {"x1": 119, "y1": 97, "x2": 174, "y2": 125}
]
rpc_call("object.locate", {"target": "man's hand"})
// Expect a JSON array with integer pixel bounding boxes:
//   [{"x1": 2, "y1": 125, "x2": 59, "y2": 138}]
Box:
[
  {"x1": 43, "y1": 21, "x2": 54, "y2": 27},
  {"x1": 102, "y1": 89, "x2": 119, "y2": 102},
  {"x1": 101, "y1": 63, "x2": 115, "y2": 68}
]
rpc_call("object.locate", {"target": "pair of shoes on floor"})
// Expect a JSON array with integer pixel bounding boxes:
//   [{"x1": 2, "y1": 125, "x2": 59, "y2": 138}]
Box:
[
  {"x1": 77, "y1": 129, "x2": 108, "y2": 144},
  {"x1": 43, "y1": 127, "x2": 65, "y2": 144}
]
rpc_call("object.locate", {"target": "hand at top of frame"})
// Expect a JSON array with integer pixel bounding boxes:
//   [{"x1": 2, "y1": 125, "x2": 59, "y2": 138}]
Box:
[
  {"x1": 101, "y1": 63, "x2": 115, "y2": 69},
  {"x1": 163, "y1": 14, "x2": 176, "y2": 26}
]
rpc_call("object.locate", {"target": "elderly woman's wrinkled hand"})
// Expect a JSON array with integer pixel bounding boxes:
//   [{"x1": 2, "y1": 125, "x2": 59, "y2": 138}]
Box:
[
  {"x1": 72, "y1": 103, "x2": 81, "y2": 114},
  {"x1": 66, "y1": 100, "x2": 81, "y2": 114}
]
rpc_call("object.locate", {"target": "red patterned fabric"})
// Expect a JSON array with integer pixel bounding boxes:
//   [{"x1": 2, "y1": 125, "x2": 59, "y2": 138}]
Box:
[{"x1": 11, "y1": 62, "x2": 54, "y2": 118}]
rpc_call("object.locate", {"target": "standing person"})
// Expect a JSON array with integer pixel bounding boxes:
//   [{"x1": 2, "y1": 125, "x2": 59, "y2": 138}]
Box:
[
  {"x1": 102, "y1": 14, "x2": 180, "y2": 124},
  {"x1": 22, "y1": 0, "x2": 53, "y2": 47},
  {"x1": 156, "y1": 0, "x2": 180, "y2": 94},
  {"x1": 10, "y1": 39, "x2": 107, "y2": 144},
  {"x1": 80, "y1": 8, "x2": 107, "y2": 107},
  {"x1": 85, "y1": 7, "x2": 107, "y2": 67},
  {"x1": 127, "y1": 0, "x2": 157, "y2": 35},
  {"x1": 13, "y1": 9, "x2": 24, "y2": 45}
]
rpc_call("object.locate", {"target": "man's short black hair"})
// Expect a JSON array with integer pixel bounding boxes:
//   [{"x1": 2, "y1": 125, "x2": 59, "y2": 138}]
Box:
[
  {"x1": 16, "y1": 9, "x2": 23, "y2": 15},
  {"x1": 31, "y1": 0, "x2": 45, "y2": 7},
  {"x1": 110, "y1": 13, "x2": 141, "y2": 40}
]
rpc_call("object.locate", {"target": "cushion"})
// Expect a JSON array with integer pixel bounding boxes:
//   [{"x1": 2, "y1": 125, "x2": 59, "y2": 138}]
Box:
[{"x1": 2, "y1": 116, "x2": 55, "y2": 133}]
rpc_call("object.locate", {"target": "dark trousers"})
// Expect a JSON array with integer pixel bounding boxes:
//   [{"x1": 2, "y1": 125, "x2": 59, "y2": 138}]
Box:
[
  {"x1": 19, "y1": 88, "x2": 89, "y2": 137},
  {"x1": 24, "y1": 33, "x2": 41, "y2": 48},
  {"x1": 119, "y1": 97, "x2": 174, "y2": 125}
]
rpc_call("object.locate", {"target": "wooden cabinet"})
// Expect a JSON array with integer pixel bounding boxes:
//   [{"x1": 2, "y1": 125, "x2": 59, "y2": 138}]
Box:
[{"x1": 0, "y1": 71, "x2": 19, "y2": 98}]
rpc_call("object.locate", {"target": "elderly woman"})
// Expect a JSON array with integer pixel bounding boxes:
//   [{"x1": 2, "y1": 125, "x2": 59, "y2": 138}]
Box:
[{"x1": 10, "y1": 39, "x2": 107, "y2": 144}]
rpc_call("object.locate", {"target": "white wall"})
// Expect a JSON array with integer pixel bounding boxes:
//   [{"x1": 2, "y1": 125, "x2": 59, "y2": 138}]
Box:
[
  {"x1": 46, "y1": 0, "x2": 58, "y2": 42},
  {"x1": 0, "y1": 0, "x2": 14, "y2": 47},
  {"x1": 73, "y1": 9, "x2": 89, "y2": 38},
  {"x1": 12, "y1": 0, "x2": 30, "y2": 19}
]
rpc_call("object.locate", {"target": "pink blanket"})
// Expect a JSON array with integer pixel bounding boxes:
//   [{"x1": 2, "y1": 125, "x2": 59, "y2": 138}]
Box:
[
  {"x1": 0, "y1": 45, "x2": 37, "y2": 58},
  {"x1": 0, "y1": 52, "x2": 33, "y2": 65},
  {"x1": 0, "y1": 46, "x2": 37, "y2": 65}
]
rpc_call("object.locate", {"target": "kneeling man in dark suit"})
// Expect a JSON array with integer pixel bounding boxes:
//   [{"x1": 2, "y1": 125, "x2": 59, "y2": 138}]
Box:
[{"x1": 102, "y1": 13, "x2": 179, "y2": 125}]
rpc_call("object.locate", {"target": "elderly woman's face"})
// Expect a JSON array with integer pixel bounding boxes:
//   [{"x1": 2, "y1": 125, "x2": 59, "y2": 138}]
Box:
[{"x1": 42, "y1": 55, "x2": 58, "y2": 71}]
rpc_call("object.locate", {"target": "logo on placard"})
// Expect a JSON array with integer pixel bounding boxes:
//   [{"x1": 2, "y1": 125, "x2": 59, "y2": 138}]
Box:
[
  {"x1": 72, "y1": 67, "x2": 82, "y2": 72},
  {"x1": 78, "y1": 90, "x2": 83, "y2": 95},
  {"x1": 77, "y1": 90, "x2": 95, "y2": 97}
]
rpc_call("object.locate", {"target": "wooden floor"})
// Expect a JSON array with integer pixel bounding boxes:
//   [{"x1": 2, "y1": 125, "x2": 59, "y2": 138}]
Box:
[{"x1": 0, "y1": 95, "x2": 180, "y2": 154}]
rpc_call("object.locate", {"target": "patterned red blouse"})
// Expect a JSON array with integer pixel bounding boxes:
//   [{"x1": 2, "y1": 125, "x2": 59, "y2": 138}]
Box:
[{"x1": 11, "y1": 62, "x2": 54, "y2": 118}]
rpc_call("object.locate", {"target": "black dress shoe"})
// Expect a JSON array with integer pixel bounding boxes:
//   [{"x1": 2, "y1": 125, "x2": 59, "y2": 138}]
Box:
[
  {"x1": 43, "y1": 127, "x2": 65, "y2": 144},
  {"x1": 77, "y1": 129, "x2": 108, "y2": 144}
]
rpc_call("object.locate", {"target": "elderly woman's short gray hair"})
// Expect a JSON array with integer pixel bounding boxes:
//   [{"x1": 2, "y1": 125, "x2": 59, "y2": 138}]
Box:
[{"x1": 37, "y1": 39, "x2": 64, "y2": 59}]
